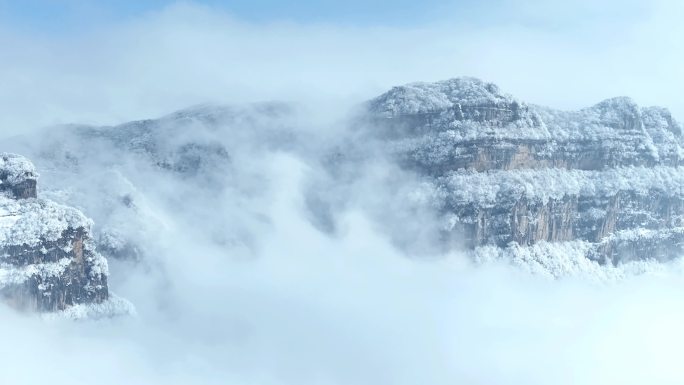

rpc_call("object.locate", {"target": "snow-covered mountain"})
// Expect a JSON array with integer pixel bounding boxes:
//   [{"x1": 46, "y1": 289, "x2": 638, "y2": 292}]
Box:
[
  {"x1": 363, "y1": 77, "x2": 684, "y2": 272},
  {"x1": 2, "y1": 77, "x2": 684, "y2": 314}
]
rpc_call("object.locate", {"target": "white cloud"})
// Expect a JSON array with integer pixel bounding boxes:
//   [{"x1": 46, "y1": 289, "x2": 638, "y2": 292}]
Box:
[
  {"x1": 2, "y1": 153, "x2": 684, "y2": 384},
  {"x1": 1, "y1": 2, "x2": 684, "y2": 384},
  {"x1": 0, "y1": 0, "x2": 682, "y2": 135}
]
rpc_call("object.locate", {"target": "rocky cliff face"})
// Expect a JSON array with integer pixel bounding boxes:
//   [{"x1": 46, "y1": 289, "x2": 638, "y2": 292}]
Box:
[
  {"x1": 0, "y1": 153, "x2": 114, "y2": 313},
  {"x1": 366, "y1": 77, "x2": 684, "y2": 267}
]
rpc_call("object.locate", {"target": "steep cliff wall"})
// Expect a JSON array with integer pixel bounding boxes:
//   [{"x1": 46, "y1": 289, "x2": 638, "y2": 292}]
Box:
[
  {"x1": 367, "y1": 77, "x2": 684, "y2": 265},
  {"x1": 0, "y1": 153, "x2": 115, "y2": 314}
]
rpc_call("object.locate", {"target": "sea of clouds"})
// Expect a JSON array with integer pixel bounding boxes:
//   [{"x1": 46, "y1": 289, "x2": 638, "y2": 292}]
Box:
[{"x1": 1, "y1": 1, "x2": 684, "y2": 384}]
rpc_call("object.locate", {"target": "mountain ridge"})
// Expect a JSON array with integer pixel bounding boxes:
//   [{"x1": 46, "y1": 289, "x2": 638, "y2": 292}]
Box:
[
  {"x1": 363, "y1": 77, "x2": 684, "y2": 267},
  {"x1": 2, "y1": 76, "x2": 683, "y2": 284}
]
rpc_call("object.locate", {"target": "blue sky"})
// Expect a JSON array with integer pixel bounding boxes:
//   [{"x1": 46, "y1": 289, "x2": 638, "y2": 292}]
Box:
[
  {"x1": 0, "y1": 0, "x2": 484, "y2": 32},
  {"x1": 0, "y1": 0, "x2": 652, "y2": 38}
]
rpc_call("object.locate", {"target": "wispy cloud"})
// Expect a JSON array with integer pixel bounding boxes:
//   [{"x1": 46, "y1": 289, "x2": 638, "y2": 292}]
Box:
[
  {"x1": 0, "y1": 0, "x2": 682, "y2": 135},
  {"x1": 2, "y1": 150, "x2": 684, "y2": 384}
]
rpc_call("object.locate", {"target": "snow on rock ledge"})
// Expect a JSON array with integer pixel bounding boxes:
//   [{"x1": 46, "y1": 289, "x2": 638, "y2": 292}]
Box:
[
  {"x1": 362, "y1": 77, "x2": 684, "y2": 266},
  {"x1": 0, "y1": 154, "x2": 130, "y2": 316},
  {"x1": 0, "y1": 153, "x2": 38, "y2": 199}
]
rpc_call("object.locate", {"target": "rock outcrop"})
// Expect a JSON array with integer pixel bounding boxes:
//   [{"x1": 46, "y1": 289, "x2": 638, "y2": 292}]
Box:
[
  {"x1": 0, "y1": 153, "x2": 112, "y2": 313},
  {"x1": 0, "y1": 154, "x2": 38, "y2": 199},
  {"x1": 367, "y1": 77, "x2": 684, "y2": 266}
]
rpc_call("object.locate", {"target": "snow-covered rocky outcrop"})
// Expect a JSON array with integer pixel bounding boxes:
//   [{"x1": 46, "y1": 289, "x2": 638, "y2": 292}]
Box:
[
  {"x1": 367, "y1": 77, "x2": 684, "y2": 265},
  {"x1": 0, "y1": 153, "x2": 38, "y2": 199},
  {"x1": 0, "y1": 153, "x2": 126, "y2": 315}
]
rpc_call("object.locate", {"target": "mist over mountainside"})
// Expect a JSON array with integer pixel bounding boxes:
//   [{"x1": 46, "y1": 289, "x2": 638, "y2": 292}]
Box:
[
  {"x1": 2, "y1": 0, "x2": 684, "y2": 382},
  {"x1": 3, "y1": 77, "x2": 684, "y2": 384},
  {"x1": 0, "y1": 103, "x2": 306, "y2": 262},
  {"x1": 2, "y1": 77, "x2": 683, "y2": 286}
]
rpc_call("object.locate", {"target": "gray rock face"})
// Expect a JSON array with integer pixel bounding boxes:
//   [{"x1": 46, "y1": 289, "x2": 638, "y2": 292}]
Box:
[
  {"x1": 0, "y1": 154, "x2": 38, "y2": 199},
  {"x1": 0, "y1": 153, "x2": 110, "y2": 313},
  {"x1": 367, "y1": 77, "x2": 684, "y2": 264},
  {"x1": 1, "y1": 228, "x2": 109, "y2": 312}
]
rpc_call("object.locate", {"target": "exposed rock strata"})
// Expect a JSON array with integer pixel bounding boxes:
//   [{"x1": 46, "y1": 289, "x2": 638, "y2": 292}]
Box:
[
  {"x1": 367, "y1": 77, "x2": 684, "y2": 264},
  {"x1": 0, "y1": 153, "x2": 114, "y2": 313}
]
